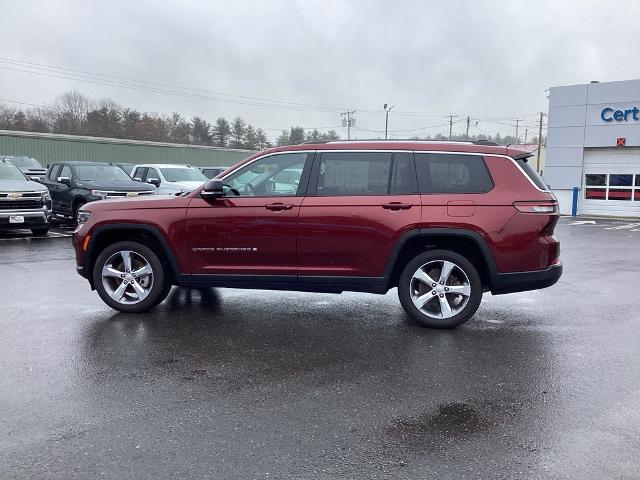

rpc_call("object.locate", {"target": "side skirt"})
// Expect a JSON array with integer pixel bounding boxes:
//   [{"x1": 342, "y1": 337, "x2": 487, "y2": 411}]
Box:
[{"x1": 175, "y1": 274, "x2": 390, "y2": 295}]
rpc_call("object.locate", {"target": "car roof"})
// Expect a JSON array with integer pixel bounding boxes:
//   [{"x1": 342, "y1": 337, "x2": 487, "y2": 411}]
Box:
[
  {"x1": 230, "y1": 140, "x2": 532, "y2": 171},
  {"x1": 133, "y1": 164, "x2": 192, "y2": 168},
  {"x1": 260, "y1": 140, "x2": 528, "y2": 157},
  {"x1": 59, "y1": 161, "x2": 115, "y2": 166}
]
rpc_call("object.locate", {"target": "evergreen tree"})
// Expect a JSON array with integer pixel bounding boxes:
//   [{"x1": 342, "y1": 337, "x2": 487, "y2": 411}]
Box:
[
  {"x1": 213, "y1": 117, "x2": 231, "y2": 147},
  {"x1": 230, "y1": 117, "x2": 246, "y2": 148}
]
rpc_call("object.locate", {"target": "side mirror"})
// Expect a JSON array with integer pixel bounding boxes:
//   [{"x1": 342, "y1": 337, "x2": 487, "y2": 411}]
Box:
[
  {"x1": 57, "y1": 176, "x2": 71, "y2": 185},
  {"x1": 147, "y1": 178, "x2": 161, "y2": 187},
  {"x1": 201, "y1": 178, "x2": 224, "y2": 199},
  {"x1": 133, "y1": 177, "x2": 143, "y2": 182}
]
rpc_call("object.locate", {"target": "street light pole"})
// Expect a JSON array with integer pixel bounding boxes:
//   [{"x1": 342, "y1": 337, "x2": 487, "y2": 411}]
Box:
[{"x1": 384, "y1": 104, "x2": 394, "y2": 140}]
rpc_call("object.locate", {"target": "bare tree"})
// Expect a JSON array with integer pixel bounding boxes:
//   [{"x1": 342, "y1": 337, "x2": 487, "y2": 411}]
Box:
[{"x1": 52, "y1": 90, "x2": 91, "y2": 134}]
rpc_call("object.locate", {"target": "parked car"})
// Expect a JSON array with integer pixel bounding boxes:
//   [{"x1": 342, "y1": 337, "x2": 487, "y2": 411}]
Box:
[
  {"x1": 115, "y1": 163, "x2": 136, "y2": 176},
  {"x1": 131, "y1": 164, "x2": 207, "y2": 195},
  {"x1": 200, "y1": 166, "x2": 227, "y2": 179},
  {"x1": 73, "y1": 140, "x2": 562, "y2": 328},
  {"x1": 0, "y1": 159, "x2": 51, "y2": 236},
  {"x1": 41, "y1": 161, "x2": 155, "y2": 223},
  {"x1": 2, "y1": 155, "x2": 48, "y2": 182}
]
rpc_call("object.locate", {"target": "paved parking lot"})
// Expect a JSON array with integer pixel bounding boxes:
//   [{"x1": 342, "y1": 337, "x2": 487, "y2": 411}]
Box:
[{"x1": 1, "y1": 218, "x2": 639, "y2": 479}]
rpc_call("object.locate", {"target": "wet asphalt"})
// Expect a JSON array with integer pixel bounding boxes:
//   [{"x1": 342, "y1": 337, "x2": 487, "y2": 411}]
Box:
[{"x1": 0, "y1": 219, "x2": 639, "y2": 479}]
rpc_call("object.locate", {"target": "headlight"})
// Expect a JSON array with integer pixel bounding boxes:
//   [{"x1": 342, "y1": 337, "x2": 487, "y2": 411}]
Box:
[
  {"x1": 76, "y1": 211, "x2": 92, "y2": 224},
  {"x1": 91, "y1": 190, "x2": 108, "y2": 199},
  {"x1": 40, "y1": 191, "x2": 50, "y2": 199}
]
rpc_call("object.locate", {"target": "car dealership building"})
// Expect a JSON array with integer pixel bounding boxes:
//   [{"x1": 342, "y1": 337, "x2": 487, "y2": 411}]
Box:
[{"x1": 544, "y1": 79, "x2": 640, "y2": 217}]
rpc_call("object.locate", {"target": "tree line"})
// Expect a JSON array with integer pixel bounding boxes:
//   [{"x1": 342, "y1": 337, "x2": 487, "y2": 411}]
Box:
[
  {"x1": 0, "y1": 91, "x2": 341, "y2": 150},
  {"x1": 0, "y1": 90, "x2": 541, "y2": 148}
]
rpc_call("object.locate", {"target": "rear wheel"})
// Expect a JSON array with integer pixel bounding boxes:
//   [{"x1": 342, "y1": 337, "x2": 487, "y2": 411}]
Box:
[
  {"x1": 398, "y1": 250, "x2": 482, "y2": 328},
  {"x1": 31, "y1": 227, "x2": 49, "y2": 236},
  {"x1": 92, "y1": 241, "x2": 170, "y2": 313}
]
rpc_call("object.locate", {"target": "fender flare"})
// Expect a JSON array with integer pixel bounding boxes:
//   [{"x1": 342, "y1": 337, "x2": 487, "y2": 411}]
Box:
[
  {"x1": 84, "y1": 223, "x2": 181, "y2": 284},
  {"x1": 382, "y1": 227, "x2": 499, "y2": 287}
]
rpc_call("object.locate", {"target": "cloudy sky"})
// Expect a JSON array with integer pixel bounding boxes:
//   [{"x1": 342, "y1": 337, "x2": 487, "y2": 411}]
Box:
[{"x1": 2, "y1": 0, "x2": 639, "y2": 140}]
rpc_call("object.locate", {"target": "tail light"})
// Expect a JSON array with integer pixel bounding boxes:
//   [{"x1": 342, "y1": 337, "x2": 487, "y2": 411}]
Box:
[
  {"x1": 513, "y1": 201, "x2": 559, "y2": 236},
  {"x1": 512, "y1": 201, "x2": 558, "y2": 213}
]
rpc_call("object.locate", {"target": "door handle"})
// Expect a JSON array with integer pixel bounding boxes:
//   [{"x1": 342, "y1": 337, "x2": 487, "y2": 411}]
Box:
[
  {"x1": 265, "y1": 203, "x2": 294, "y2": 211},
  {"x1": 382, "y1": 202, "x2": 412, "y2": 210}
]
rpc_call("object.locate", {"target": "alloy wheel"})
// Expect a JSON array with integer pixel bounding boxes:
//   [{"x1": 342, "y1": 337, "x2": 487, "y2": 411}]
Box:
[
  {"x1": 101, "y1": 250, "x2": 154, "y2": 305},
  {"x1": 409, "y1": 260, "x2": 471, "y2": 319}
]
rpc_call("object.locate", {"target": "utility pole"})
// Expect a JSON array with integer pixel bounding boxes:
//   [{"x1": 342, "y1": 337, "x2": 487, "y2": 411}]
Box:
[
  {"x1": 536, "y1": 112, "x2": 545, "y2": 172},
  {"x1": 447, "y1": 114, "x2": 459, "y2": 140},
  {"x1": 465, "y1": 116, "x2": 471, "y2": 139},
  {"x1": 341, "y1": 110, "x2": 356, "y2": 140},
  {"x1": 514, "y1": 119, "x2": 522, "y2": 145},
  {"x1": 383, "y1": 104, "x2": 394, "y2": 140},
  {"x1": 524, "y1": 127, "x2": 528, "y2": 145}
]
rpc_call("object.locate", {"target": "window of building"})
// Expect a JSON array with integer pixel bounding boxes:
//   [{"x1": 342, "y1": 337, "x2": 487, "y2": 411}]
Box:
[
  {"x1": 584, "y1": 174, "x2": 640, "y2": 201},
  {"x1": 414, "y1": 153, "x2": 493, "y2": 194}
]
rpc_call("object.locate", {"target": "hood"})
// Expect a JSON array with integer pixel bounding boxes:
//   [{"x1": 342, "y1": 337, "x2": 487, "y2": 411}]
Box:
[
  {"x1": 76, "y1": 179, "x2": 156, "y2": 192},
  {"x1": 83, "y1": 194, "x2": 190, "y2": 212},
  {"x1": 0, "y1": 178, "x2": 48, "y2": 193}
]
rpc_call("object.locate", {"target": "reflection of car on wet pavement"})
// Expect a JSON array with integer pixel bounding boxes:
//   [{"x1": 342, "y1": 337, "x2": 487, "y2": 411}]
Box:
[
  {"x1": 73, "y1": 140, "x2": 561, "y2": 328},
  {"x1": 0, "y1": 159, "x2": 51, "y2": 236}
]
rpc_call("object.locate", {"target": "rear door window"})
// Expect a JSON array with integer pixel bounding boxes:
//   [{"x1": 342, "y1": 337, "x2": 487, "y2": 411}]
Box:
[
  {"x1": 414, "y1": 153, "x2": 493, "y2": 194},
  {"x1": 316, "y1": 152, "x2": 391, "y2": 195}
]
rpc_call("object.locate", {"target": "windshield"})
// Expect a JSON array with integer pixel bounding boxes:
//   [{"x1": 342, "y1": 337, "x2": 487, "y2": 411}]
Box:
[
  {"x1": 160, "y1": 167, "x2": 206, "y2": 182},
  {"x1": 75, "y1": 165, "x2": 133, "y2": 182},
  {"x1": 0, "y1": 163, "x2": 28, "y2": 181},
  {"x1": 4, "y1": 156, "x2": 43, "y2": 169}
]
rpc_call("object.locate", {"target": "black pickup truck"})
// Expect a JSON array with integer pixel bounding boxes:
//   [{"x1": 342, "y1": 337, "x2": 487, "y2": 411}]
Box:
[{"x1": 40, "y1": 161, "x2": 156, "y2": 223}]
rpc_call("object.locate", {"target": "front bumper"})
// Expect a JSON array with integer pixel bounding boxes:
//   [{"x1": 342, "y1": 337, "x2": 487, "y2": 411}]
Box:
[
  {"x1": 490, "y1": 262, "x2": 563, "y2": 295},
  {"x1": 0, "y1": 209, "x2": 50, "y2": 229}
]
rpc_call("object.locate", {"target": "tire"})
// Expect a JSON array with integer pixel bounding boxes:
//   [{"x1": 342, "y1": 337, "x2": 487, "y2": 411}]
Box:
[
  {"x1": 398, "y1": 249, "x2": 482, "y2": 329},
  {"x1": 92, "y1": 241, "x2": 171, "y2": 313},
  {"x1": 31, "y1": 227, "x2": 49, "y2": 236}
]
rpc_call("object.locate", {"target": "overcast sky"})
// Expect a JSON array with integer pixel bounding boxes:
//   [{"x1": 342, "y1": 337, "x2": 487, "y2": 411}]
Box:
[{"x1": 2, "y1": 0, "x2": 640, "y2": 140}]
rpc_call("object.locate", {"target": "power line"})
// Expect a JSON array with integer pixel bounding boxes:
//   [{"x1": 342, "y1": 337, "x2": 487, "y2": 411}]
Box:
[
  {"x1": 0, "y1": 57, "x2": 347, "y2": 113},
  {"x1": 0, "y1": 57, "x2": 546, "y2": 121}
]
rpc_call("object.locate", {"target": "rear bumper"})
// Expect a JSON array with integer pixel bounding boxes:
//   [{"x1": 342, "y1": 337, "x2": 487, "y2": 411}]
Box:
[{"x1": 491, "y1": 262, "x2": 562, "y2": 295}]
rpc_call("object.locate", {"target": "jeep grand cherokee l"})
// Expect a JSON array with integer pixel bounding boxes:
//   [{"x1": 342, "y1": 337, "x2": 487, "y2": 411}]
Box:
[
  {"x1": 41, "y1": 161, "x2": 155, "y2": 223},
  {"x1": 73, "y1": 141, "x2": 562, "y2": 328}
]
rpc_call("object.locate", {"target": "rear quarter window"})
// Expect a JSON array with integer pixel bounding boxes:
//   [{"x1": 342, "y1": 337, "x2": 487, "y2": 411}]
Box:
[
  {"x1": 414, "y1": 153, "x2": 493, "y2": 194},
  {"x1": 515, "y1": 157, "x2": 548, "y2": 191}
]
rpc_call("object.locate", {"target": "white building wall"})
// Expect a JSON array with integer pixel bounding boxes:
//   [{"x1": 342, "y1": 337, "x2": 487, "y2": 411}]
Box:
[{"x1": 544, "y1": 79, "x2": 640, "y2": 217}]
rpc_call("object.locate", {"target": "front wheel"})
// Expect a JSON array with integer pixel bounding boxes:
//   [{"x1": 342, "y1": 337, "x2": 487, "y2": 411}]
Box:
[
  {"x1": 398, "y1": 250, "x2": 482, "y2": 328},
  {"x1": 92, "y1": 241, "x2": 170, "y2": 313}
]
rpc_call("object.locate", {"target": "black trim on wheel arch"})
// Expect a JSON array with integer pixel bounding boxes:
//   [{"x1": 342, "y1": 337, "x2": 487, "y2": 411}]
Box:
[
  {"x1": 83, "y1": 223, "x2": 181, "y2": 285},
  {"x1": 381, "y1": 228, "x2": 499, "y2": 288}
]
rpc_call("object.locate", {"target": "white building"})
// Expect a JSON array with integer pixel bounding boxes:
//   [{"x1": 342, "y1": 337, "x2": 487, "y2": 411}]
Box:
[{"x1": 544, "y1": 79, "x2": 640, "y2": 217}]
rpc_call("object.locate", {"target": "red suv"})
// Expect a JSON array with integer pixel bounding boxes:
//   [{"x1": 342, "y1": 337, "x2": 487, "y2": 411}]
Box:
[{"x1": 73, "y1": 141, "x2": 561, "y2": 328}]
